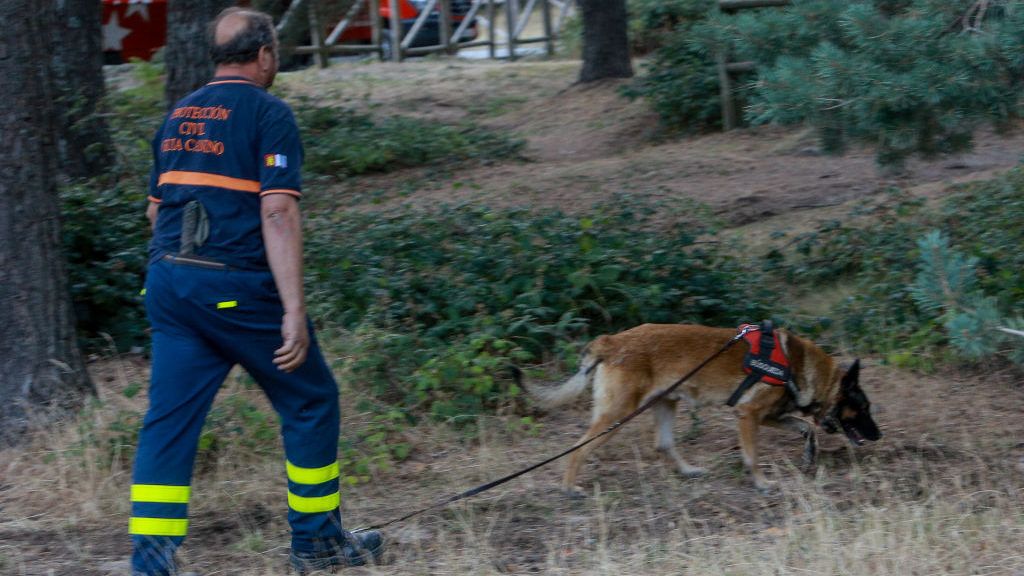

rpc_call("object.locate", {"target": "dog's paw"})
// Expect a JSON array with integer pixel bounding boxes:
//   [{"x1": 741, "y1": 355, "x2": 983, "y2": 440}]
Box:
[
  {"x1": 562, "y1": 486, "x2": 587, "y2": 500},
  {"x1": 800, "y1": 456, "x2": 818, "y2": 471},
  {"x1": 678, "y1": 466, "x2": 708, "y2": 479},
  {"x1": 754, "y1": 480, "x2": 778, "y2": 496}
]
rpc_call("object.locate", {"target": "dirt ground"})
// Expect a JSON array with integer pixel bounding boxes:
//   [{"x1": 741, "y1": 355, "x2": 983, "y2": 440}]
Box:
[
  {"x1": 284, "y1": 60, "x2": 1024, "y2": 229},
  {"x1": 3, "y1": 58, "x2": 1024, "y2": 575}
]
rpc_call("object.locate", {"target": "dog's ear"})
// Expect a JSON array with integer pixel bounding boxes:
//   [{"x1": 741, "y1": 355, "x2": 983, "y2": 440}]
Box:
[{"x1": 841, "y1": 358, "x2": 861, "y2": 391}]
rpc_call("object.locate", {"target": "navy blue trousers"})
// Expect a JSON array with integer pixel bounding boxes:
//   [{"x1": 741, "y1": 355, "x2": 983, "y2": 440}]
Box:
[{"x1": 131, "y1": 258, "x2": 345, "y2": 575}]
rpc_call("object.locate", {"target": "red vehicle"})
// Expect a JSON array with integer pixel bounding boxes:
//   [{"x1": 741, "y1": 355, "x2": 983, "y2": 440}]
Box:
[
  {"x1": 343, "y1": 0, "x2": 478, "y2": 58},
  {"x1": 101, "y1": 0, "x2": 476, "y2": 64},
  {"x1": 102, "y1": 0, "x2": 167, "y2": 63}
]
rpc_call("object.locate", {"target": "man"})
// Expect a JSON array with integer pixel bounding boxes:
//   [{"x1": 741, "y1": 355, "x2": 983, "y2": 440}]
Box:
[{"x1": 131, "y1": 8, "x2": 382, "y2": 575}]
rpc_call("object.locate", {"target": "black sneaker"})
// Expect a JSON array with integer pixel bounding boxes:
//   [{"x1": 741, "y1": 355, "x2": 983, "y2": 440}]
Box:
[{"x1": 289, "y1": 530, "x2": 384, "y2": 574}]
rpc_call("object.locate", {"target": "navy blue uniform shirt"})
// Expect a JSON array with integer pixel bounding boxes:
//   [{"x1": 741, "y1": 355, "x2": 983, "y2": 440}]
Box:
[{"x1": 148, "y1": 76, "x2": 303, "y2": 270}]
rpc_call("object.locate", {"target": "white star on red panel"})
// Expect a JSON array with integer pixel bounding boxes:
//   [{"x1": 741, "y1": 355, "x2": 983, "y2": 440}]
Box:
[{"x1": 102, "y1": 12, "x2": 133, "y2": 52}]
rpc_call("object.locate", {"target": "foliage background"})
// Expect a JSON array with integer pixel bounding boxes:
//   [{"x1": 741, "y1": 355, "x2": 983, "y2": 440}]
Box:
[{"x1": 628, "y1": 0, "x2": 1024, "y2": 164}]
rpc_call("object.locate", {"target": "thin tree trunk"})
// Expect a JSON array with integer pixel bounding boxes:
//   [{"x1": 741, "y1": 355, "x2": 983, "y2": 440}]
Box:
[
  {"x1": 165, "y1": 0, "x2": 235, "y2": 107},
  {"x1": 577, "y1": 0, "x2": 633, "y2": 83},
  {"x1": 0, "y1": 1, "x2": 94, "y2": 446},
  {"x1": 52, "y1": 0, "x2": 113, "y2": 179}
]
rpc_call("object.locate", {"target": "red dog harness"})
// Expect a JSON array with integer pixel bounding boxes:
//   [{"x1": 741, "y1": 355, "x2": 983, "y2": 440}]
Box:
[{"x1": 726, "y1": 321, "x2": 795, "y2": 406}]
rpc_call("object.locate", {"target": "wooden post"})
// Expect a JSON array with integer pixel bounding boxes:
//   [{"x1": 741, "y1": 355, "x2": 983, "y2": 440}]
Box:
[
  {"x1": 400, "y1": 0, "x2": 438, "y2": 50},
  {"x1": 487, "y1": 0, "x2": 497, "y2": 59},
  {"x1": 554, "y1": 0, "x2": 572, "y2": 34},
  {"x1": 308, "y1": 1, "x2": 328, "y2": 68},
  {"x1": 505, "y1": 0, "x2": 517, "y2": 60},
  {"x1": 370, "y1": 0, "x2": 382, "y2": 60},
  {"x1": 389, "y1": 0, "x2": 403, "y2": 61},
  {"x1": 325, "y1": 0, "x2": 368, "y2": 45},
  {"x1": 541, "y1": 0, "x2": 553, "y2": 55},
  {"x1": 716, "y1": 51, "x2": 736, "y2": 130},
  {"x1": 439, "y1": 0, "x2": 453, "y2": 54},
  {"x1": 712, "y1": 0, "x2": 789, "y2": 131},
  {"x1": 276, "y1": 0, "x2": 307, "y2": 33}
]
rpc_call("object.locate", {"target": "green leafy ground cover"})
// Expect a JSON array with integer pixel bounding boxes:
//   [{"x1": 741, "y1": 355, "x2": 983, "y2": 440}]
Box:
[{"x1": 62, "y1": 62, "x2": 1024, "y2": 478}]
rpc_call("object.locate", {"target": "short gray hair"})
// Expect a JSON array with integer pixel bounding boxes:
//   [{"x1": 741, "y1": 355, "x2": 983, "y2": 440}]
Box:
[{"x1": 209, "y1": 8, "x2": 276, "y2": 65}]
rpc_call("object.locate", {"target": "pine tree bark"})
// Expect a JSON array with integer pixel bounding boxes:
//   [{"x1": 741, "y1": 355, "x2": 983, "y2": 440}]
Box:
[
  {"x1": 52, "y1": 0, "x2": 113, "y2": 179},
  {"x1": 0, "y1": 1, "x2": 94, "y2": 445},
  {"x1": 165, "y1": 0, "x2": 234, "y2": 107},
  {"x1": 577, "y1": 0, "x2": 633, "y2": 83}
]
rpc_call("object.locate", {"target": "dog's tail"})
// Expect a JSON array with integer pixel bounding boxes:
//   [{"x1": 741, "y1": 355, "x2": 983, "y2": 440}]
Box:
[{"x1": 511, "y1": 338, "x2": 606, "y2": 407}]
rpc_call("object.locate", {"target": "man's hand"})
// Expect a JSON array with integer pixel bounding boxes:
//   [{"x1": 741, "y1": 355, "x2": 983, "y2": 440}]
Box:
[{"x1": 274, "y1": 310, "x2": 309, "y2": 372}]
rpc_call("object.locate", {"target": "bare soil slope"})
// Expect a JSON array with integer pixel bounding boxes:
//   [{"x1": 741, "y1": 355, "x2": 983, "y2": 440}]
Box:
[{"x1": 290, "y1": 60, "x2": 1024, "y2": 228}]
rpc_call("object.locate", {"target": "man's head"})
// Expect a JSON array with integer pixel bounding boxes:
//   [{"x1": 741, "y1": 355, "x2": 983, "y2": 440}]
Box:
[{"x1": 209, "y1": 8, "x2": 278, "y2": 87}]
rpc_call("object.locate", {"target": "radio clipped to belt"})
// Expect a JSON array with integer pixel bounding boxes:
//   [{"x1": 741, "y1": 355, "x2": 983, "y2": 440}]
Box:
[
  {"x1": 726, "y1": 320, "x2": 798, "y2": 406},
  {"x1": 179, "y1": 200, "x2": 210, "y2": 256},
  {"x1": 163, "y1": 200, "x2": 225, "y2": 269}
]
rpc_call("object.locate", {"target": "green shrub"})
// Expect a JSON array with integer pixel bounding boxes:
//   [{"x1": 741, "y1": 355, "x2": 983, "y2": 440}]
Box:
[
  {"x1": 631, "y1": 0, "x2": 1024, "y2": 164},
  {"x1": 562, "y1": 0, "x2": 715, "y2": 57},
  {"x1": 622, "y1": 0, "x2": 725, "y2": 132},
  {"x1": 62, "y1": 183, "x2": 150, "y2": 350},
  {"x1": 306, "y1": 201, "x2": 768, "y2": 345},
  {"x1": 295, "y1": 104, "x2": 525, "y2": 178},
  {"x1": 629, "y1": 0, "x2": 716, "y2": 54},
  {"x1": 62, "y1": 60, "x2": 163, "y2": 351},
  {"x1": 63, "y1": 66, "x2": 525, "y2": 350},
  {"x1": 779, "y1": 167, "x2": 1024, "y2": 364},
  {"x1": 306, "y1": 200, "x2": 773, "y2": 423}
]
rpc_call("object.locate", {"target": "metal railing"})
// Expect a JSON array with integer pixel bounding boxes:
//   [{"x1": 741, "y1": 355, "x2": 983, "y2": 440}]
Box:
[{"x1": 281, "y1": 0, "x2": 575, "y2": 65}]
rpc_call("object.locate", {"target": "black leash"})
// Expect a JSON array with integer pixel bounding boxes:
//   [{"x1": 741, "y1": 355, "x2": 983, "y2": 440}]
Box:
[{"x1": 351, "y1": 325, "x2": 754, "y2": 533}]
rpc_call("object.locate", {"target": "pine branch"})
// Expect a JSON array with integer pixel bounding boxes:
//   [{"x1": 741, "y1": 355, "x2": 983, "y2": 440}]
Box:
[{"x1": 942, "y1": 0, "x2": 989, "y2": 36}]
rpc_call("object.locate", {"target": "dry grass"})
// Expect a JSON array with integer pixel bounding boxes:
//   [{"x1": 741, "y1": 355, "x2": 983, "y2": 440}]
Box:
[{"x1": 2, "y1": 352, "x2": 1023, "y2": 575}]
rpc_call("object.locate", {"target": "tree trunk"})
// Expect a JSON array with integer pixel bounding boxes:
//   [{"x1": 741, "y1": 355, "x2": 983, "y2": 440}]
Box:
[
  {"x1": 52, "y1": 0, "x2": 113, "y2": 179},
  {"x1": 0, "y1": 1, "x2": 94, "y2": 445},
  {"x1": 165, "y1": 0, "x2": 235, "y2": 107},
  {"x1": 577, "y1": 0, "x2": 633, "y2": 83}
]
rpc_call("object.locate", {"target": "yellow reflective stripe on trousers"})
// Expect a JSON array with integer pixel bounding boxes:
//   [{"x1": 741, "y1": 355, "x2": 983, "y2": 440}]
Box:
[
  {"x1": 129, "y1": 517, "x2": 189, "y2": 536},
  {"x1": 131, "y1": 484, "x2": 191, "y2": 504},
  {"x1": 287, "y1": 490, "x2": 340, "y2": 513},
  {"x1": 216, "y1": 300, "x2": 238, "y2": 309},
  {"x1": 286, "y1": 460, "x2": 339, "y2": 485}
]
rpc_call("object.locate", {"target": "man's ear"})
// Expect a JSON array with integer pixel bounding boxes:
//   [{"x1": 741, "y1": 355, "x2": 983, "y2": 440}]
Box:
[
  {"x1": 258, "y1": 45, "x2": 275, "y2": 70},
  {"x1": 841, "y1": 358, "x2": 861, "y2": 390}
]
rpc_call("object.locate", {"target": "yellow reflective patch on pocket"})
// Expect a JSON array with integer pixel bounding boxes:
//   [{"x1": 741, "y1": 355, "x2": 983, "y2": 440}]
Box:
[{"x1": 216, "y1": 300, "x2": 238, "y2": 309}]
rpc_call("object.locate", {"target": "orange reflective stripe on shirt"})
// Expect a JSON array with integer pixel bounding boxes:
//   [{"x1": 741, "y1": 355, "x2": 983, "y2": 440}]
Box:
[{"x1": 158, "y1": 170, "x2": 261, "y2": 193}]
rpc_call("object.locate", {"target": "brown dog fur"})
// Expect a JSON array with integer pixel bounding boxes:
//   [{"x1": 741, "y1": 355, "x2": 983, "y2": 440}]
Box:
[{"x1": 522, "y1": 323, "x2": 877, "y2": 493}]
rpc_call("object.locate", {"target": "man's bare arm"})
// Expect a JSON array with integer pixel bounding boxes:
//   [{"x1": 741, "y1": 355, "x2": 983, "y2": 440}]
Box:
[
  {"x1": 146, "y1": 201, "x2": 159, "y2": 230},
  {"x1": 261, "y1": 193, "x2": 309, "y2": 372}
]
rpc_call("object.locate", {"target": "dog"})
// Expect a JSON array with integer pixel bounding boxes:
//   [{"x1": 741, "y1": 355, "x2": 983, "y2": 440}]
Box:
[{"x1": 516, "y1": 323, "x2": 881, "y2": 493}]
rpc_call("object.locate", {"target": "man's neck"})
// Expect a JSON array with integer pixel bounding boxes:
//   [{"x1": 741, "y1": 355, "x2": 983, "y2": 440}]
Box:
[{"x1": 213, "y1": 64, "x2": 262, "y2": 85}]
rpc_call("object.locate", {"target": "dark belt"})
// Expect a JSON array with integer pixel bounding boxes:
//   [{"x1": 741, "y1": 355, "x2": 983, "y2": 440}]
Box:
[{"x1": 162, "y1": 253, "x2": 229, "y2": 270}]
